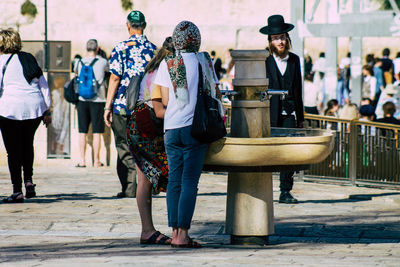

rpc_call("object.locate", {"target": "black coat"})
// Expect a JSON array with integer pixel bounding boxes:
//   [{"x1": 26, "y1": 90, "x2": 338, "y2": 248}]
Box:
[{"x1": 265, "y1": 52, "x2": 304, "y2": 127}]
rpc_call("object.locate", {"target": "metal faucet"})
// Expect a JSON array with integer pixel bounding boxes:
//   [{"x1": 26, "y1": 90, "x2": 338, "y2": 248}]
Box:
[
  {"x1": 260, "y1": 89, "x2": 288, "y2": 102},
  {"x1": 220, "y1": 90, "x2": 240, "y2": 101}
]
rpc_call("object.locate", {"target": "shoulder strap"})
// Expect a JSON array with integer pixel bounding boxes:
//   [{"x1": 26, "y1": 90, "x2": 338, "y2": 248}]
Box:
[
  {"x1": 89, "y1": 58, "x2": 99, "y2": 67},
  {"x1": 198, "y1": 63, "x2": 204, "y2": 92},
  {"x1": 75, "y1": 59, "x2": 82, "y2": 74},
  {"x1": 1, "y1": 54, "x2": 14, "y2": 89}
]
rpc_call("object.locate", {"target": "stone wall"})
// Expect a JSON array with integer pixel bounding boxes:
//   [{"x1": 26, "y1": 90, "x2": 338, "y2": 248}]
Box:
[{"x1": 1, "y1": 0, "x2": 291, "y2": 62}]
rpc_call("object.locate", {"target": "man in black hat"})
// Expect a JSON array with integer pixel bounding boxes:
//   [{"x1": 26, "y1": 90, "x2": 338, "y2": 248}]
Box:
[{"x1": 260, "y1": 14, "x2": 304, "y2": 204}]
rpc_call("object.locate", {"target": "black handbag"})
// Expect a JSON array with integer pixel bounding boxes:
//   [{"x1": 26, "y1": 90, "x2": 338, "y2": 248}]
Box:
[
  {"x1": 64, "y1": 76, "x2": 79, "y2": 104},
  {"x1": 126, "y1": 74, "x2": 143, "y2": 111},
  {"x1": 191, "y1": 63, "x2": 226, "y2": 143}
]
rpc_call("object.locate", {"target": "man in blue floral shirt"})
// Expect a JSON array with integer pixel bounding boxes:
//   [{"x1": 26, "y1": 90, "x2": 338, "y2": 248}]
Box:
[{"x1": 104, "y1": 10, "x2": 156, "y2": 198}]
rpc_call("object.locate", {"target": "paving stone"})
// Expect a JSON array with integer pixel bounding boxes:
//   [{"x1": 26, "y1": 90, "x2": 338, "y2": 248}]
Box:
[{"x1": 1, "y1": 165, "x2": 400, "y2": 266}]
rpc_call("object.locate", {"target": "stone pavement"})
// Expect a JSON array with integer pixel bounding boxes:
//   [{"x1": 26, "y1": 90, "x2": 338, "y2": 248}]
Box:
[{"x1": 0, "y1": 164, "x2": 400, "y2": 266}]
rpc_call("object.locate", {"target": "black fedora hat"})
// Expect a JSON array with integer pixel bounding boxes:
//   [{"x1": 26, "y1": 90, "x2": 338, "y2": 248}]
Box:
[{"x1": 259, "y1": 14, "x2": 294, "y2": 35}]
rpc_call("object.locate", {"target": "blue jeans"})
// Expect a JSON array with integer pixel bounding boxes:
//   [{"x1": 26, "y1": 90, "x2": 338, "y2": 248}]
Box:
[{"x1": 164, "y1": 125, "x2": 208, "y2": 229}]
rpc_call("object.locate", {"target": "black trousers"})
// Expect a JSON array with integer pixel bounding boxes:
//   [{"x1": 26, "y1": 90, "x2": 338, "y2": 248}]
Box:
[
  {"x1": 0, "y1": 116, "x2": 42, "y2": 193},
  {"x1": 279, "y1": 115, "x2": 296, "y2": 192},
  {"x1": 111, "y1": 113, "x2": 137, "y2": 197}
]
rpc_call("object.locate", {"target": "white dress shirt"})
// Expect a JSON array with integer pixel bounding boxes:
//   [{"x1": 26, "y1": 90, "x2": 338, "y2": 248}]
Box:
[{"x1": 273, "y1": 53, "x2": 289, "y2": 75}]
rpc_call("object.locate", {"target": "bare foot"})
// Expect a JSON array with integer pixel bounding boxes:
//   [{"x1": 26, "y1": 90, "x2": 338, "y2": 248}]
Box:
[{"x1": 94, "y1": 162, "x2": 104, "y2": 167}]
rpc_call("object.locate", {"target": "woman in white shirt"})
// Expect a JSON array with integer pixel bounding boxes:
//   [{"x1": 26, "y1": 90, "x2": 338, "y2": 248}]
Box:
[
  {"x1": 362, "y1": 65, "x2": 377, "y2": 101},
  {"x1": 303, "y1": 73, "x2": 322, "y2": 114},
  {"x1": 0, "y1": 29, "x2": 51, "y2": 203},
  {"x1": 154, "y1": 21, "x2": 219, "y2": 248}
]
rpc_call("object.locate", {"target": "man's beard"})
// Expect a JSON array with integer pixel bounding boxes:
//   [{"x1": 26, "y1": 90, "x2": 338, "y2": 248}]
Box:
[{"x1": 270, "y1": 42, "x2": 289, "y2": 58}]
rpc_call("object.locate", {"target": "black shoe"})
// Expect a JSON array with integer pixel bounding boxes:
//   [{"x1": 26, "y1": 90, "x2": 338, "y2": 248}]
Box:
[
  {"x1": 3, "y1": 192, "x2": 24, "y2": 203},
  {"x1": 116, "y1": 192, "x2": 126, "y2": 198},
  {"x1": 25, "y1": 184, "x2": 36, "y2": 198},
  {"x1": 279, "y1": 191, "x2": 298, "y2": 204}
]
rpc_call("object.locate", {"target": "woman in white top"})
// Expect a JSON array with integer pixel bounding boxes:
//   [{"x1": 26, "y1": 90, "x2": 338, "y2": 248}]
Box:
[
  {"x1": 362, "y1": 65, "x2": 377, "y2": 101},
  {"x1": 154, "y1": 21, "x2": 220, "y2": 248},
  {"x1": 303, "y1": 73, "x2": 322, "y2": 114},
  {"x1": 0, "y1": 29, "x2": 51, "y2": 203}
]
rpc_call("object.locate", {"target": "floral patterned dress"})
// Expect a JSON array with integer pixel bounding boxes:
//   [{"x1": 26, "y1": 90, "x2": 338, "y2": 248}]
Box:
[{"x1": 126, "y1": 70, "x2": 168, "y2": 192}]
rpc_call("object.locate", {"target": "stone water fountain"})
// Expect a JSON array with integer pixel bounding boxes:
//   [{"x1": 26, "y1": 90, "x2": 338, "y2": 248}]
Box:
[{"x1": 204, "y1": 50, "x2": 334, "y2": 245}]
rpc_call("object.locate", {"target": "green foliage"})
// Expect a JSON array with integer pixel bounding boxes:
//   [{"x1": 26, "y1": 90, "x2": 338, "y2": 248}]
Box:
[
  {"x1": 121, "y1": 0, "x2": 133, "y2": 11},
  {"x1": 20, "y1": 0, "x2": 38, "y2": 18},
  {"x1": 377, "y1": 0, "x2": 400, "y2": 10}
]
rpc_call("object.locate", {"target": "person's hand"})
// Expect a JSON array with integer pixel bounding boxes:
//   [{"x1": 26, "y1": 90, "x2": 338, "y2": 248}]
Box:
[
  {"x1": 297, "y1": 121, "x2": 304, "y2": 128},
  {"x1": 43, "y1": 115, "x2": 52, "y2": 128},
  {"x1": 104, "y1": 109, "x2": 112, "y2": 127}
]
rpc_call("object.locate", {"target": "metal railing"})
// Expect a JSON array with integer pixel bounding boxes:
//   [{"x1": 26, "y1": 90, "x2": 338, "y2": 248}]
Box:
[
  {"x1": 222, "y1": 103, "x2": 400, "y2": 186},
  {"x1": 304, "y1": 114, "x2": 400, "y2": 186}
]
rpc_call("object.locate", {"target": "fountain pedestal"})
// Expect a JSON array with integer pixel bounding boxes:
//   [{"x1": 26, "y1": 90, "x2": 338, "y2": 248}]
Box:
[
  {"x1": 226, "y1": 172, "x2": 273, "y2": 245},
  {"x1": 226, "y1": 50, "x2": 272, "y2": 244}
]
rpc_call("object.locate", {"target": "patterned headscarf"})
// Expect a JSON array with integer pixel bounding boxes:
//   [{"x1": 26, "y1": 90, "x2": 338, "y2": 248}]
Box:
[{"x1": 165, "y1": 21, "x2": 201, "y2": 108}]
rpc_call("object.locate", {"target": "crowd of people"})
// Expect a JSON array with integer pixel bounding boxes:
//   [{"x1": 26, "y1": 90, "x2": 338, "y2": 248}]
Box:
[{"x1": 303, "y1": 47, "x2": 400, "y2": 126}]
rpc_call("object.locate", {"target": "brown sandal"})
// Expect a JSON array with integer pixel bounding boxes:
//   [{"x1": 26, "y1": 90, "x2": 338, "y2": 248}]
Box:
[{"x1": 140, "y1": 231, "x2": 171, "y2": 245}]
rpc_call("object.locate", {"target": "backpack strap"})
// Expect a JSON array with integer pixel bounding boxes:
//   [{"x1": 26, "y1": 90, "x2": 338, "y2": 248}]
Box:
[
  {"x1": 89, "y1": 58, "x2": 99, "y2": 67},
  {"x1": 1, "y1": 54, "x2": 14, "y2": 89},
  {"x1": 89, "y1": 58, "x2": 99, "y2": 81},
  {"x1": 77, "y1": 58, "x2": 99, "y2": 79}
]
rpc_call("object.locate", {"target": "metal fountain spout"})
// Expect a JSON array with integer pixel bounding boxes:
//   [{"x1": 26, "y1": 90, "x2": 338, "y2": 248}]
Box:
[{"x1": 260, "y1": 89, "x2": 288, "y2": 102}]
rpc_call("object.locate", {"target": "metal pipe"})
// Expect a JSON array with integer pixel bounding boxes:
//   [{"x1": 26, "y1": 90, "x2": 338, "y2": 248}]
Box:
[{"x1": 44, "y1": 0, "x2": 48, "y2": 72}]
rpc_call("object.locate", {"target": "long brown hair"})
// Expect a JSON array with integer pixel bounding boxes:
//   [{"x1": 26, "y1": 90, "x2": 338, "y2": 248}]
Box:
[{"x1": 145, "y1": 37, "x2": 175, "y2": 73}]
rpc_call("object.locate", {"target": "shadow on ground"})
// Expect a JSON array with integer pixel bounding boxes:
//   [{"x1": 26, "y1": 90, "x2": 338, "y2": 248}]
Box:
[
  {"x1": 0, "y1": 193, "x2": 119, "y2": 204},
  {"x1": 283, "y1": 192, "x2": 400, "y2": 204},
  {"x1": 189, "y1": 209, "x2": 400, "y2": 244},
  {"x1": 0, "y1": 239, "x2": 194, "y2": 263}
]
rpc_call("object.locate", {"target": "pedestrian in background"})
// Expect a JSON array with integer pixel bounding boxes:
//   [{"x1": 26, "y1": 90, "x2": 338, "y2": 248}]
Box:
[
  {"x1": 104, "y1": 10, "x2": 156, "y2": 198},
  {"x1": 74, "y1": 39, "x2": 109, "y2": 168},
  {"x1": 304, "y1": 53, "x2": 313, "y2": 76},
  {"x1": 375, "y1": 84, "x2": 399, "y2": 119},
  {"x1": 376, "y1": 101, "x2": 400, "y2": 125},
  {"x1": 0, "y1": 28, "x2": 51, "y2": 203},
  {"x1": 392, "y1": 51, "x2": 400, "y2": 82},
  {"x1": 324, "y1": 99, "x2": 339, "y2": 117},
  {"x1": 312, "y1": 52, "x2": 326, "y2": 106},
  {"x1": 381, "y1": 48, "x2": 394, "y2": 86},
  {"x1": 361, "y1": 64, "x2": 377, "y2": 103},
  {"x1": 210, "y1": 50, "x2": 223, "y2": 80},
  {"x1": 303, "y1": 73, "x2": 322, "y2": 115},
  {"x1": 373, "y1": 58, "x2": 384, "y2": 105}
]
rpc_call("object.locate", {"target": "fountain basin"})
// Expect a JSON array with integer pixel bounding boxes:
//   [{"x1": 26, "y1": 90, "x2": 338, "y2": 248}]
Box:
[{"x1": 204, "y1": 128, "x2": 334, "y2": 172}]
